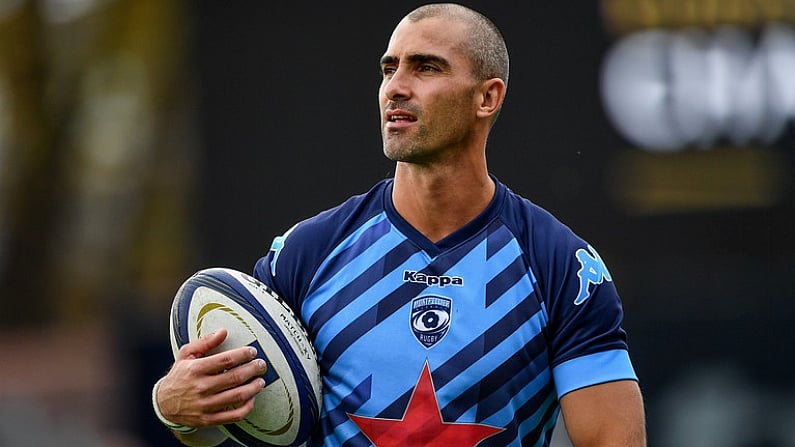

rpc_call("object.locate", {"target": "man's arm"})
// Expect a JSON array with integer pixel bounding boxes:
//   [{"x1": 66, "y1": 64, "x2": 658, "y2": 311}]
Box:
[{"x1": 559, "y1": 379, "x2": 646, "y2": 447}]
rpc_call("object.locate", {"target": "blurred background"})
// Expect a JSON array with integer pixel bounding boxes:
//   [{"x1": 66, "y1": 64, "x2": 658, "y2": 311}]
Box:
[{"x1": 0, "y1": 1, "x2": 793, "y2": 446}]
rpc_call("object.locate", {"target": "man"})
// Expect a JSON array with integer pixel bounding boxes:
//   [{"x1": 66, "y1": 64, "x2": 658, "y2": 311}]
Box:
[{"x1": 153, "y1": 4, "x2": 646, "y2": 446}]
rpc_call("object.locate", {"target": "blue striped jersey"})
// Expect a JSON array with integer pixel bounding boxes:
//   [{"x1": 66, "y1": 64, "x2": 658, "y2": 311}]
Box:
[{"x1": 253, "y1": 177, "x2": 637, "y2": 447}]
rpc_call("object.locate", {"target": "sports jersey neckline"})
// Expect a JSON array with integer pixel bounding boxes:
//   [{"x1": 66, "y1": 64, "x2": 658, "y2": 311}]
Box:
[{"x1": 381, "y1": 175, "x2": 507, "y2": 257}]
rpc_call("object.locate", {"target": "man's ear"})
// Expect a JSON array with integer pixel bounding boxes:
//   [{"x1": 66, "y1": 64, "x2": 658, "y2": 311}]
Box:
[{"x1": 476, "y1": 78, "x2": 506, "y2": 120}]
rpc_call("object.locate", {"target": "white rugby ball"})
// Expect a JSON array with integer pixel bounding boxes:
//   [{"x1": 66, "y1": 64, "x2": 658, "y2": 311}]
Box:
[{"x1": 169, "y1": 267, "x2": 322, "y2": 447}]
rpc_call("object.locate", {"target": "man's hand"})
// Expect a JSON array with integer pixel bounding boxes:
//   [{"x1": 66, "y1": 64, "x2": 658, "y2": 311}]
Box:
[{"x1": 155, "y1": 329, "x2": 269, "y2": 428}]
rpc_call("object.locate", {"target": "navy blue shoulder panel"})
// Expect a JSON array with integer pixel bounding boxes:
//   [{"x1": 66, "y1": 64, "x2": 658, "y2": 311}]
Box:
[
  {"x1": 254, "y1": 179, "x2": 391, "y2": 311},
  {"x1": 496, "y1": 181, "x2": 629, "y2": 366}
]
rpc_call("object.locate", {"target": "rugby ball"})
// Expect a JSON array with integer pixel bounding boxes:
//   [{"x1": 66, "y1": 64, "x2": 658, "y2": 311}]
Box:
[{"x1": 169, "y1": 268, "x2": 322, "y2": 447}]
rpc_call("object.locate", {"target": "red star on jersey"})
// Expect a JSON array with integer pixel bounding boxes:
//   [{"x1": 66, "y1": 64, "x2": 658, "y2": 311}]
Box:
[{"x1": 348, "y1": 363, "x2": 503, "y2": 446}]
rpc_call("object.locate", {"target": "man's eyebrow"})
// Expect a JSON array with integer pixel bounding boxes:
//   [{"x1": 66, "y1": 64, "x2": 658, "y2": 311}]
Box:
[
  {"x1": 380, "y1": 55, "x2": 398, "y2": 66},
  {"x1": 379, "y1": 53, "x2": 451, "y2": 68}
]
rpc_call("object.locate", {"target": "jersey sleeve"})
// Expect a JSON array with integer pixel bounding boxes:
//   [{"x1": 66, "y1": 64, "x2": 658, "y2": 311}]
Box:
[
  {"x1": 252, "y1": 222, "x2": 309, "y2": 314},
  {"x1": 524, "y1": 206, "x2": 638, "y2": 398}
]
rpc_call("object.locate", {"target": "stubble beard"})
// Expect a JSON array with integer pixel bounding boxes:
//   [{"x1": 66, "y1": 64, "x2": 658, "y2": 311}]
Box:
[
  {"x1": 382, "y1": 125, "x2": 430, "y2": 163},
  {"x1": 381, "y1": 87, "x2": 476, "y2": 164}
]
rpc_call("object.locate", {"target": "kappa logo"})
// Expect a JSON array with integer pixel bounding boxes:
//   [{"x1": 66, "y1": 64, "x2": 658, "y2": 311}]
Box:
[
  {"x1": 410, "y1": 296, "x2": 452, "y2": 348},
  {"x1": 574, "y1": 244, "x2": 613, "y2": 305},
  {"x1": 403, "y1": 270, "x2": 464, "y2": 287}
]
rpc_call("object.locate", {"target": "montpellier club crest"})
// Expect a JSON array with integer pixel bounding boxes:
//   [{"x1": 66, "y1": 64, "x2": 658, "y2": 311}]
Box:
[{"x1": 410, "y1": 296, "x2": 452, "y2": 348}]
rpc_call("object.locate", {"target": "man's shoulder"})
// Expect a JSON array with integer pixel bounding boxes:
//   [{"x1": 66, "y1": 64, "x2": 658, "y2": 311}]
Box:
[
  {"x1": 498, "y1": 181, "x2": 573, "y2": 235},
  {"x1": 259, "y1": 178, "x2": 392, "y2": 300},
  {"x1": 280, "y1": 178, "x2": 391, "y2": 251},
  {"x1": 496, "y1": 180, "x2": 589, "y2": 269}
]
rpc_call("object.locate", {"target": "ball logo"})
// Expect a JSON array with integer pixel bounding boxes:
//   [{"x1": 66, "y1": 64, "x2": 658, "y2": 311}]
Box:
[{"x1": 410, "y1": 296, "x2": 452, "y2": 348}]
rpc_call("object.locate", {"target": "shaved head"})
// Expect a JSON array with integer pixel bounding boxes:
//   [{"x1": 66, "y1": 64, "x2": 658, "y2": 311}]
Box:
[{"x1": 403, "y1": 3, "x2": 509, "y2": 85}]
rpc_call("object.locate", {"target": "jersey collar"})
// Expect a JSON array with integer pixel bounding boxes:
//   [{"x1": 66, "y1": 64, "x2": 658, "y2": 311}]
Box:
[{"x1": 382, "y1": 174, "x2": 507, "y2": 257}]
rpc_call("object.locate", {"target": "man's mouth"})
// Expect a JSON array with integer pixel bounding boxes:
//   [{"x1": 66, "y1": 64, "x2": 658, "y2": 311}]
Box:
[
  {"x1": 389, "y1": 114, "x2": 416, "y2": 122},
  {"x1": 385, "y1": 110, "x2": 417, "y2": 127}
]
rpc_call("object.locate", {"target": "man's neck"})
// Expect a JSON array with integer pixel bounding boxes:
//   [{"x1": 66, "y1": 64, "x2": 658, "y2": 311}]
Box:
[{"x1": 391, "y1": 162, "x2": 495, "y2": 243}]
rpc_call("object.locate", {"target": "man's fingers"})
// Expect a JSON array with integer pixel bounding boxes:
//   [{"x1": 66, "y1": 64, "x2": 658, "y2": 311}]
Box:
[
  {"x1": 174, "y1": 351, "x2": 267, "y2": 401},
  {"x1": 176, "y1": 330, "x2": 264, "y2": 378},
  {"x1": 176, "y1": 328, "x2": 229, "y2": 360},
  {"x1": 158, "y1": 357, "x2": 267, "y2": 428},
  {"x1": 203, "y1": 378, "x2": 266, "y2": 415},
  {"x1": 213, "y1": 347, "x2": 260, "y2": 371},
  {"x1": 191, "y1": 346, "x2": 262, "y2": 378},
  {"x1": 199, "y1": 356, "x2": 268, "y2": 397},
  {"x1": 203, "y1": 396, "x2": 259, "y2": 426}
]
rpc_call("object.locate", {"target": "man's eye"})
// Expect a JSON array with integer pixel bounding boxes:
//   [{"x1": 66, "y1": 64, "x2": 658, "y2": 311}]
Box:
[
  {"x1": 381, "y1": 66, "x2": 396, "y2": 76},
  {"x1": 419, "y1": 64, "x2": 437, "y2": 72}
]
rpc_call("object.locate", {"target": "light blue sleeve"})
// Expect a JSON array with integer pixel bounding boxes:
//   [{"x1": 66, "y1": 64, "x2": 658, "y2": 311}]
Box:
[{"x1": 552, "y1": 349, "x2": 638, "y2": 398}]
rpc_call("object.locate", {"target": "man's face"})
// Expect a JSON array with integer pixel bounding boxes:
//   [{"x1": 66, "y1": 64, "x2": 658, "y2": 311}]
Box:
[{"x1": 378, "y1": 17, "x2": 480, "y2": 164}]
